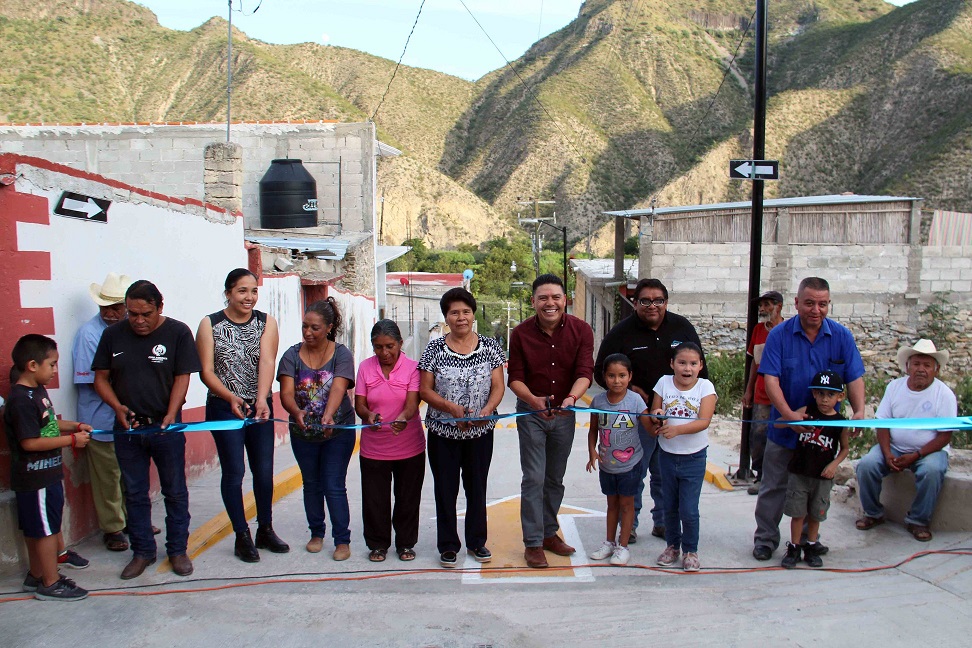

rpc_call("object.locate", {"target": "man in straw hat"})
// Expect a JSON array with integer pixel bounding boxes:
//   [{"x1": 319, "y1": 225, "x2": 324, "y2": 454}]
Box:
[
  {"x1": 73, "y1": 273, "x2": 133, "y2": 552},
  {"x1": 855, "y1": 339, "x2": 957, "y2": 542}
]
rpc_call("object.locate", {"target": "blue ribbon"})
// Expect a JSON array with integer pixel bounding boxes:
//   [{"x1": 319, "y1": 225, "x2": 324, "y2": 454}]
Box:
[{"x1": 89, "y1": 408, "x2": 972, "y2": 436}]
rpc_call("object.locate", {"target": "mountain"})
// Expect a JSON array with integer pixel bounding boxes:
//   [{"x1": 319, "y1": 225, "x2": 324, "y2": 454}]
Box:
[
  {"x1": 2, "y1": 0, "x2": 970, "y2": 255},
  {"x1": 0, "y1": 0, "x2": 512, "y2": 245}
]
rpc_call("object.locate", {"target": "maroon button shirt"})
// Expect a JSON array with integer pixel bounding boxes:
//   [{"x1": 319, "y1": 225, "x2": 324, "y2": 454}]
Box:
[{"x1": 507, "y1": 313, "x2": 594, "y2": 403}]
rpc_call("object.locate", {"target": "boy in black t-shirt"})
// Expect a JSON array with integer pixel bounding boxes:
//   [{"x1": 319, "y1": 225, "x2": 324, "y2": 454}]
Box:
[
  {"x1": 4, "y1": 335, "x2": 93, "y2": 601},
  {"x1": 781, "y1": 370, "x2": 850, "y2": 569}
]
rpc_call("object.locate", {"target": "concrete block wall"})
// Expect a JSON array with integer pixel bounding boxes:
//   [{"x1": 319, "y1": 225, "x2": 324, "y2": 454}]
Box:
[
  {"x1": 580, "y1": 241, "x2": 972, "y2": 374},
  {"x1": 0, "y1": 122, "x2": 376, "y2": 236},
  {"x1": 921, "y1": 246, "x2": 972, "y2": 294}
]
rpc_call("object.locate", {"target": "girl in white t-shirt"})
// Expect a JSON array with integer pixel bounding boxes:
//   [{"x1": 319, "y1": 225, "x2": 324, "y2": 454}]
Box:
[{"x1": 650, "y1": 342, "x2": 717, "y2": 572}]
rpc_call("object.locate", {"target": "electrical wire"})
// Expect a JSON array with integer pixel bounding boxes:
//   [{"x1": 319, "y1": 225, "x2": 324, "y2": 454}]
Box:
[
  {"x1": 455, "y1": 0, "x2": 590, "y2": 165},
  {"x1": 682, "y1": 10, "x2": 756, "y2": 156},
  {"x1": 371, "y1": 0, "x2": 428, "y2": 123},
  {"x1": 2, "y1": 548, "x2": 968, "y2": 603},
  {"x1": 537, "y1": 0, "x2": 544, "y2": 42},
  {"x1": 233, "y1": 0, "x2": 264, "y2": 17},
  {"x1": 230, "y1": 0, "x2": 263, "y2": 16}
]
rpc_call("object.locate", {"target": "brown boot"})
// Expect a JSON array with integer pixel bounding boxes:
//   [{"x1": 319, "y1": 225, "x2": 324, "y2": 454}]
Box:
[
  {"x1": 120, "y1": 556, "x2": 156, "y2": 580},
  {"x1": 524, "y1": 546, "x2": 548, "y2": 569},
  {"x1": 542, "y1": 534, "x2": 576, "y2": 556}
]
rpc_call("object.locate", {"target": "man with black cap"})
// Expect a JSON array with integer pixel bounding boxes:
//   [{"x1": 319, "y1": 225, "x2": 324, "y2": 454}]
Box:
[{"x1": 742, "y1": 290, "x2": 785, "y2": 494}]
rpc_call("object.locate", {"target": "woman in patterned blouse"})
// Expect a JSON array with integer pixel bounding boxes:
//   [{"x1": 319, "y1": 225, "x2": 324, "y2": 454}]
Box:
[
  {"x1": 278, "y1": 298, "x2": 356, "y2": 561},
  {"x1": 419, "y1": 288, "x2": 506, "y2": 568},
  {"x1": 197, "y1": 268, "x2": 289, "y2": 563}
]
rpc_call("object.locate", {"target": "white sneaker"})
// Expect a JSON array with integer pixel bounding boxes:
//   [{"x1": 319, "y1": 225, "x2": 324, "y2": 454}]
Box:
[
  {"x1": 609, "y1": 545, "x2": 631, "y2": 565},
  {"x1": 589, "y1": 540, "x2": 615, "y2": 560}
]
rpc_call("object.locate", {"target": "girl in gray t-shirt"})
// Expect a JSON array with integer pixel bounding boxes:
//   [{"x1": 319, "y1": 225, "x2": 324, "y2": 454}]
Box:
[{"x1": 585, "y1": 354, "x2": 652, "y2": 565}]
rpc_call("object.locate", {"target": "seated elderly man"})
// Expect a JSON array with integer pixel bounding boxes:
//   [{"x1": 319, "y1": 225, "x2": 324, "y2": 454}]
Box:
[{"x1": 855, "y1": 339, "x2": 957, "y2": 542}]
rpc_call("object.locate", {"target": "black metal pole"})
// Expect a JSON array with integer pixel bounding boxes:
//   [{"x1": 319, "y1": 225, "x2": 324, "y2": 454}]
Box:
[
  {"x1": 562, "y1": 226, "x2": 568, "y2": 290},
  {"x1": 739, "y1": 0, "x2": 769, "y2": 480}
]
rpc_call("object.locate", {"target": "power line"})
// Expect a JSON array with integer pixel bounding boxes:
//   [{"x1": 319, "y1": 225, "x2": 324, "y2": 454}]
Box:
[
  {"x1": 537, "y1": 0, "x2": 544, "y2": 42},
  {"x1": 371, "y1": 0, "x2": 427, "y2": 123},
  {"x1": 233, "y1": 0, "x2": 264, "y2": 16},
  {"x1": 455, "y1": 0, "x2": 589, "y2": 165},
  {"x1": 683, "y1": 11, "x2": 756, "y2": 156}
]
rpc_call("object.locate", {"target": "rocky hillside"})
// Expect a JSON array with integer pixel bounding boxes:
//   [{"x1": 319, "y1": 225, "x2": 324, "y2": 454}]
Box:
[{"x1": 1, "y1": 0, "x2": 970, "y2": 253}]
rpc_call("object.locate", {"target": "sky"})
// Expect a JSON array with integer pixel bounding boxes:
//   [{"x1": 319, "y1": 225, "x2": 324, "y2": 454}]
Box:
[
  {"x1": 136, "y1": 1, "x2": 917, "y2": 81},
  {"x1": 136, "y1": 1, "x2": 586, "y2": 81}
]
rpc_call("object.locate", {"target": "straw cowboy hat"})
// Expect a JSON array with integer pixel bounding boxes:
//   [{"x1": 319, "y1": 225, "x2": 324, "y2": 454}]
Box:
[
  {"x1": 89, "y1": 272, "x2": 133, "y2": 307},
  {"x1": 896, "y1": 339, "x2": 949, "y2": 373}
]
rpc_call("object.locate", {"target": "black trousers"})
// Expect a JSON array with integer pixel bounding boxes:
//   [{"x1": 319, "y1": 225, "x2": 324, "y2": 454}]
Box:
[
  {"x1": 359, "y1": 452, "x2": 426, "y2": 551},
  {"x1": 427, "y1": 431, "x2": 493, "y2": 554}
]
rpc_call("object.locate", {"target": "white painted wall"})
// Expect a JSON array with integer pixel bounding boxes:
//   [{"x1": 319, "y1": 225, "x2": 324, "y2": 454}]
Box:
[{"x1": 13, "y1": 161, "x2": 245, "y2": 420}]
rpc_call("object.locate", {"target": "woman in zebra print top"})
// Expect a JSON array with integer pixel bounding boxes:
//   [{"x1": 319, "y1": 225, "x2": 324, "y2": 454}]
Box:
[{"x1": 197, "y1": 268, "x2": 289, "y2": 563}]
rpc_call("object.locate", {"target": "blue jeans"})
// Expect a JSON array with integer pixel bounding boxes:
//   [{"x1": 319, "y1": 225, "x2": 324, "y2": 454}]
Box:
[
  {"x1": 634, "y1": 424, "x2": 665, "y2": 529},
  {"x1": 516, "y1": 404, "x2": 575, "y2": 546},
  {"x1": 291, "y1": 431, "x2": 355, "y2": 544},
  {"x1": 659, "y1": 447, "x2": 707, "y2": 553},
  {"x1": 856, "y1": 444, "x2": 949, "y2": 526},
  {"x1": 114, "y1": 430, "x2": 190, "y2": 559},
  {"x1": 207, "y1": 396, "x2": 276, "y2": 533}
]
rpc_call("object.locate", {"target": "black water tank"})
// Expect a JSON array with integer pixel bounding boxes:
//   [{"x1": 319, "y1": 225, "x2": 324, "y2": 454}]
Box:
[{"x1": 259, "y1": 159, "x2": 318, "y2": 229}]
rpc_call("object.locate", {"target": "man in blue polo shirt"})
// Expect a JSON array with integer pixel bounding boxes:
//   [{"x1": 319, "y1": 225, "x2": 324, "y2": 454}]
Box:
[{"x1": 752, "y1": 277, "x2": 865, "y2": 561}]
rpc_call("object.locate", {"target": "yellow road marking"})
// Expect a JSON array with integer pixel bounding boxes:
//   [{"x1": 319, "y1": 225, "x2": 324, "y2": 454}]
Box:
[
  {"x1": 704, "y1": 462, "x2": 733, "y2": 491},
  {"x1": 473, "y1": 496, "x2": 593, "y2": 580}
]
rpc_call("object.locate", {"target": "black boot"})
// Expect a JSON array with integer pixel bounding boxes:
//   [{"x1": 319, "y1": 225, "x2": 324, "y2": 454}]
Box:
[
  {"x1": 234, "y1": 529, "x2": 260, "y2": 563},
  {"x1": 255, "y1": 524, "x2": 291, "y2": 554}
]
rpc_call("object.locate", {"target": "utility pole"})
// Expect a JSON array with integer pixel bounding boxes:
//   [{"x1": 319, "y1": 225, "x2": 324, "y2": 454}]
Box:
[
  {"x1": 504, "y1": 301, "x2": 515, "y2": 355},
  {"x1": 517, "y1": 198, "x2": 567, "y2": 287},
  {"x1": 738, "y1": 0, "x2": 770, "y2": 481},
  {"x1": 226, "y1": 0, "x2": 232, "y2": 142}
]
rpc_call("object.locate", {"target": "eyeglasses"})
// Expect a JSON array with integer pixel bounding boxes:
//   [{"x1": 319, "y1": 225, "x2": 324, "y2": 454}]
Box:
[{"x1": 637, "y1": 298, "x2": 667, "y2": 307}]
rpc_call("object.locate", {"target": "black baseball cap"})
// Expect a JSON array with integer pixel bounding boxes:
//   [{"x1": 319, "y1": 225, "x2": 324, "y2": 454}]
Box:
[
  {"x1": 809, "y1": 371, "x2": 843, "y2": 392},
  {"x1": 756, "y1": 290, "x2": 783, "y2": 304}
]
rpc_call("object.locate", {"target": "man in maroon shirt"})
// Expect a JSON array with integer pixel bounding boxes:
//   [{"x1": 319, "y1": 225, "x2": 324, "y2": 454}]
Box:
[{"x1": 508, "y1": 274, "x2": 594, "y2": 568}]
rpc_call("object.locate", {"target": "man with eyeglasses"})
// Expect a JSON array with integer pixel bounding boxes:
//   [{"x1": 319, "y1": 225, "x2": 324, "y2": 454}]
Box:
[
  {"x1": 594, "y1": 278, "x2": 706, "y2": 544},
  {"x1": 752, "y1": 276, "x2": 865, "y2": 561}
]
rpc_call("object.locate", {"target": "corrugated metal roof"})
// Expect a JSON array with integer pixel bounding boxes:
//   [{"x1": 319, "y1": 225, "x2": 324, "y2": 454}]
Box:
[
  {"x1": 377, "y1": 140, "x2": 402, "y2": 157},
  {"x1": 376, "y1": 245, "x2": 411, "y2": 267},
  {"x1": 571, "y1": 258, "x2": 640, "y2": 281},
  {"x1": 246, "y1": 236, "x2": 351, "y2": 259},
  {"x1": 604, "y1": 194, "x2": 921, "y2": 219}
]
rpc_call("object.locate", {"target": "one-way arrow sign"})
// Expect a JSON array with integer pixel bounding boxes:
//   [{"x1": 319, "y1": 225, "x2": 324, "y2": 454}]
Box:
[
  {"x1": 729, "y1": 159, "x2": 779, "y2": 180},
  {"x1": 53, "y1": 192, "x2": 110, "y2": 223}
]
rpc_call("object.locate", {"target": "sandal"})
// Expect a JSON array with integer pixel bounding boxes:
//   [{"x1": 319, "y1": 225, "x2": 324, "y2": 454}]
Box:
[
  {"x1": 907, "y1": 523, "x2": 933, "y2": 542},
  {"x1": 855, "y1": 516, "x2": 885, "y2": 531},
  {"x1": 103, "y1": 531, "x2": 129, "y2": 552},
  {"x1": 369, "y1": 548, "x2": 387, "y2": 562},
  {"x1": 397, "y1": 547, "x2": 416, "y2": 562}
]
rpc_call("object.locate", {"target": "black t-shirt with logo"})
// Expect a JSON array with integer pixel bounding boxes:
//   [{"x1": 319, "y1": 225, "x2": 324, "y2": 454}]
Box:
[
  {"x1": 787, "y1": 402, "x2": 846, "y2": 479},
  {"x1": 91, "y1": 317, "x2": 202, "y2": 423},
  {"x1": 3, "y1": 384, "x2": 63, "y2": 491}
]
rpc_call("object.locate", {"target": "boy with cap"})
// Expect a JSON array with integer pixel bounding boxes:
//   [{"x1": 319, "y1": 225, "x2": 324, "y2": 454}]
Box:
[{"x1": 780, "y1": 370, "x2": 850, "y2": 568}]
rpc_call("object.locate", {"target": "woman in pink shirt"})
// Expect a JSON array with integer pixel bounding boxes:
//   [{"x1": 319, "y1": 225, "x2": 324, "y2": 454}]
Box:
[{"x1": 355, "y1": 320, "x2": 424, "y2": 562}]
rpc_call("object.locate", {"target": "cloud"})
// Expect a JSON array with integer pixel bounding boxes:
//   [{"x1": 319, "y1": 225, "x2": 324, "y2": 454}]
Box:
[{"x1": 321, "y1": 32, "x2": 330, "y2": 45}]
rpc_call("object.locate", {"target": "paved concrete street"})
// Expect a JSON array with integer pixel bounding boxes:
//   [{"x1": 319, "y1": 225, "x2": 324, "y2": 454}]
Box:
[{"x1": 2, "y1": 386, "x2": 971, "y2": 647}]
